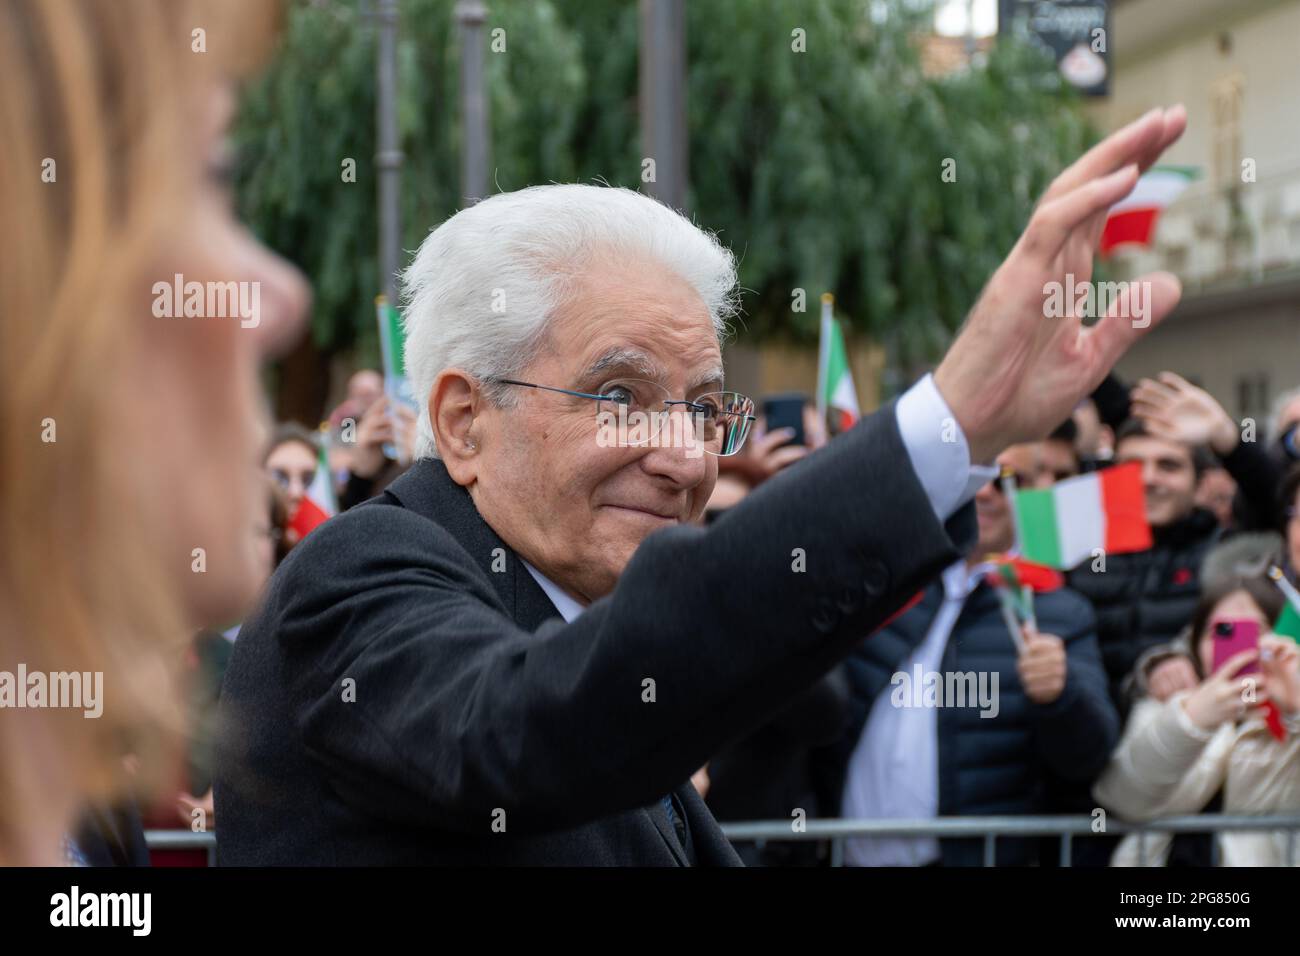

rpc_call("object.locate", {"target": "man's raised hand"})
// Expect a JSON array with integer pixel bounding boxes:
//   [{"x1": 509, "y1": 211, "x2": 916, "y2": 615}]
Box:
[{"x1": 934, "y1": 105, "x2": 1188, "y2": 465}]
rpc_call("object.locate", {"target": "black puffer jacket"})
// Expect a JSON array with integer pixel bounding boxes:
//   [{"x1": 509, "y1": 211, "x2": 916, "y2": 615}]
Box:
[
  {"x1": 1067, "y1": 507, "x2": 1221, "y2": 708},
  {"x1": 825, "y1": 578, "x2": 1118, "y2": 866}
]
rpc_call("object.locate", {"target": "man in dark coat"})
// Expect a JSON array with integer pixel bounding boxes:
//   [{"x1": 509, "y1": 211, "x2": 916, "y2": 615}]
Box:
[{"x1": 215, "y1": 107, "x2": 1189, "y2": 865}]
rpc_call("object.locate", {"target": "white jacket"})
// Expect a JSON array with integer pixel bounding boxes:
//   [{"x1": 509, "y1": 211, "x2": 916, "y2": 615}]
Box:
[{"x1": 1092, "y1": 692, "x2": 1300, "y2": 866}]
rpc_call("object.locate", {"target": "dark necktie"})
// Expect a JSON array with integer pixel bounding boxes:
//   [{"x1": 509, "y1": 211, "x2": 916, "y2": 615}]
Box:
[{"x1": 662, "y1": 793, "x2": 687, "y2": 846}]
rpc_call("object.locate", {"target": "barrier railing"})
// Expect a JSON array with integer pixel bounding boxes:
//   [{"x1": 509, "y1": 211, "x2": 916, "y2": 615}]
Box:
[
  {"x1": 146, "y1": 814, "x2": 1300, "y2": 866},
  {"x1": 143, "y1": 829, "x2": 217, "y2": 867},
  {"x1": 720, "y1": 814, "x2": 1300, "y2": 866}
]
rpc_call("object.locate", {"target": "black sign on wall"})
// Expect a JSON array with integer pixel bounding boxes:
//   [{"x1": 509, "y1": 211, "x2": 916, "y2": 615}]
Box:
[{"x1": 998, "y1": 0, "x2": 1111, "y2": 96}]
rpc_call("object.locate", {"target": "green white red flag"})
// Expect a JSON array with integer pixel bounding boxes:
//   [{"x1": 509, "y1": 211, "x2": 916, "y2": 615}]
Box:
[
  {"x1": 816, "y1": 293, "x2": 860, "y2": 433},
  {"x1": 1100, "y1": 165, "x2": 1198, "y2": 256},
  {"x1": 1010, "y1": 462, "x2": 1152, "y2": 569},
  {"x1": 287, "y1": 438, "x2": 336, "y2": 541}
]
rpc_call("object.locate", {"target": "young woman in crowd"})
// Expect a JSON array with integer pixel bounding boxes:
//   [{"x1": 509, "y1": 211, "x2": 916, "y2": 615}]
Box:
[{"x1": 1094, "y1": 573, "x2": 1300, "y2": 865}]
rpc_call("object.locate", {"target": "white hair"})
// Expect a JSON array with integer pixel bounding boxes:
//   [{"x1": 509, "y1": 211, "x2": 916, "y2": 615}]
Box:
[{"x1": 400, "y1": 184, "x2": 739, "y2": 459}]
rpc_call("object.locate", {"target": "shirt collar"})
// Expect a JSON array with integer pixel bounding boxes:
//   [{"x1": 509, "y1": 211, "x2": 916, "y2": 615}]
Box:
[
  {"x1": 942, "y1": 557, "x2": 996, "y2": 601},
  {"x1": 521, "y1": 559, "x2": 586, "y2": 623}
]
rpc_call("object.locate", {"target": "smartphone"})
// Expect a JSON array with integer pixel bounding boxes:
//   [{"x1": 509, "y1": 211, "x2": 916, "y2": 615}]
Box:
[
  {"x1": 1211, "y1": 618, "x2": 1260, "y2": 676},
  {"x1": 762, "y1": 393, "x2": 807, "y2": 447}
]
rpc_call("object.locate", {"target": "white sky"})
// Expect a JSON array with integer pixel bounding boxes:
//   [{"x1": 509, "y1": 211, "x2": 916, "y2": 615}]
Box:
[{"x1": 934, "y1": 0, "x2": 1000, "y2": 38}]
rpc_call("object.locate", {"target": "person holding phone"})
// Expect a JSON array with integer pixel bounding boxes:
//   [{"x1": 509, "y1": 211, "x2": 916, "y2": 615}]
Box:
[{"x1": 1093, "y1": 573, "x2": 1300, "y2": 866}]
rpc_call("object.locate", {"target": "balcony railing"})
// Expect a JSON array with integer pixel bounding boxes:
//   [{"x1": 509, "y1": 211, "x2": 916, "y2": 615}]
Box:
[{"x1": 1109, "y1": 162, "x2": 1300, "y2": 292}]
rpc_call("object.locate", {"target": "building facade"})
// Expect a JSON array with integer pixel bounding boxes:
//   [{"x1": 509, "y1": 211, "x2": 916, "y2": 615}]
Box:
[{"x1": 1095, "y1": 0, "x2": 1300, "y2": 431}]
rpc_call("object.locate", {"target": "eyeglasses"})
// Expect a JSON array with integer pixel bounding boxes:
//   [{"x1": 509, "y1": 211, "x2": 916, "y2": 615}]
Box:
[
  {"x1": 494, "y1": 377, "x2": 757, "y2": 457},
  {"x1": 990, "y1": 471, "x2": 1035, "y2": 493},
  {"x1": 271, "y1": 468, "x2": 316, "y2": 491}
]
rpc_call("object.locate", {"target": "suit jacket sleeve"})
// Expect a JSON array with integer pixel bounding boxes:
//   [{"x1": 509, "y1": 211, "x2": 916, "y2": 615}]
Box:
[{"x1": 272, "y1": 400, "x2": 976, "y2": 835}]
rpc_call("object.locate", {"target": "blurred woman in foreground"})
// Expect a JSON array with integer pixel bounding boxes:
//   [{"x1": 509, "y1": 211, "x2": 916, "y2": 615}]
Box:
[{"x1": 0, "y1": 0, "x2": 307, "y2": 864}]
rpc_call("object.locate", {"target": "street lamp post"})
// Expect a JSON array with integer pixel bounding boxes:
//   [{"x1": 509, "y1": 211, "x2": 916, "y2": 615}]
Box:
[
  {"x1": 375, "y1": 0, "x2": 403, "y2": 305},
  {"x1": 456, "y1": 1, "x2": 491, "y2": 206},
  {"x1": 638, "y1": 0, "x2": 687, "y2": 211}
]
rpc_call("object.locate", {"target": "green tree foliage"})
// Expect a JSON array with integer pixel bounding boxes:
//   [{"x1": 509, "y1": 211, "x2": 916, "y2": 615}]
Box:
[
  {"x1": 234, "y1": 0, "x2": 585, "y2": 361},
  {"x1": 235, "y1": 0, "x2": 1093, "y2": 371}
]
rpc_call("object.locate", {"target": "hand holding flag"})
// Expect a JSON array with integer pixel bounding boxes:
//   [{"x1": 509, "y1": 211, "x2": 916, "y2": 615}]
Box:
[{"x1": 1016, "y1": 625, "x2": 1068, "y2": 705}]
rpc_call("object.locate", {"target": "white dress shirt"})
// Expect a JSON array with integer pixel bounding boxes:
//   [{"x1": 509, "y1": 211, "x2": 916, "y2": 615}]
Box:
[
  {"x1": 840, "y1": 558, "x2": 995, "y2": 866},
  {"x1": 894, "y1": 373, "x2": 998, "y2": 521},
  {"x1": 522, "y1": 559, "x2": 585, "y2": 623}
]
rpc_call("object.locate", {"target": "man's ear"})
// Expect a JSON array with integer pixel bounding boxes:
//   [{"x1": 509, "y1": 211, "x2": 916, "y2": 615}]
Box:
[{"x1": 429, "y1": 369, "x2": 481, "y2": 486}]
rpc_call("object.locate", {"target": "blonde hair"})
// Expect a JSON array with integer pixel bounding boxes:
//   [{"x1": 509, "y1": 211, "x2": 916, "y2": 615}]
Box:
[{"x1": 0, "y1": 0, "x2": 277, "y2": 861}]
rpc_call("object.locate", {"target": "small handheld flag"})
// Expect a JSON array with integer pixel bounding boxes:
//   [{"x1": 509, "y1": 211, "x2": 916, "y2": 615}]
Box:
[
  {"x1": 287, "y1": 433, "x2": 337, "y2": 542},
  {"x1": 1268, "y1": 567, "x2": 1300, "y2": 644},
  {"x1": 1010, "y1": 462, "x2": 1151, "y2": 569},
  {"x1": 1100, "y1": 165, "x2": 1198, "y2": 257},
  {"x1": 995, "y1": 588, "x2": 1027, "y2": 655},
  {"x1": 1258, "y1": 566, "x2": 1297, "y2": 741},
  {"x1": 376, "y1": 295, "x2": 419, "y2": 463},
  {"x1": 988, "y1": 555, "x2": 1065, "y2": 594},
  {"x1": 985, "y1": 557, "x2": 1061, "y2": 654},
  {"x1": 816, "y1": 294, "x2": 860, "y2": 435}
]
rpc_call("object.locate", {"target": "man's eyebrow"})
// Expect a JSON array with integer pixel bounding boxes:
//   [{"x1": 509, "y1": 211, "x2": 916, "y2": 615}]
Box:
[
  {"x1": 582, "y1": 347, "x2": 664, "y2": 382},
  {"x1": 688, "y1": 365, "x2": 725, "y2": 392},
  {"x1": 580, "y1": 348, "x2": 723, "y2": 393}
]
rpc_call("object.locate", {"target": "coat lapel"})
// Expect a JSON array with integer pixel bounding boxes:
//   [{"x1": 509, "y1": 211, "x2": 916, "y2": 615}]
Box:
[
  {"x1": 381, "y1": 458, "x2": 563, "y2": 631},
  {"x1": 643, "y1": 801, "x2": 691, "y2": 866},
  {"x1": 382, "y1": 459, "x2": 696, "y2": 864}
]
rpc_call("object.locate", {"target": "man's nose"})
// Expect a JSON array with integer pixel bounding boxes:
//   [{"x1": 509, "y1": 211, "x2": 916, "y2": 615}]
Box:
[
  {"x1": 639, "y1": 408, "x2": 709, "y2": 487},
  {"x1": 250, "y1": 243, "x2": 311, "y2": 359}
]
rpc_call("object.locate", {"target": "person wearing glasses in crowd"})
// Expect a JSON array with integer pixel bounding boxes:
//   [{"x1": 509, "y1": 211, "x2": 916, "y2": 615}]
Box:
[
  {"x1": 217, "y1": 105, "x2": 1191, "y2": 865},
  {"x1": 831, "y1": 440, "x2": 1115, "y2": 867}
]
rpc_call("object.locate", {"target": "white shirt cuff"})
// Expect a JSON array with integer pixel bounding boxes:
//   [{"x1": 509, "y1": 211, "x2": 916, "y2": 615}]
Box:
[{"x1": 894, "y1": 373, "x2": 997, "y2": 522}]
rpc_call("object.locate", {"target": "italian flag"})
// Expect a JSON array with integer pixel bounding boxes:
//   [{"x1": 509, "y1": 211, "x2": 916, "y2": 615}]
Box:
[
  {"x1": 989, "y1": 556, "x2": 1065, "y2": 595},
  {"x1": 287, "y1": 438, "x2": 336, "y2": 542},
  {"x1": 1099, "y1": 165, "x2": 1198, "y2": 256},
  {"x1": 1010, "y1": 462, "x2": 1152, "y2": 569},
  {"x1": 816, "y1": 293, "x2": 860, "y2": 433},
  {"x1": 1270, "y1": 568, "x2": 1300, "y2": 643},
  {"x1": 1263, "y1": 567, "x2": 1299, "y2": 741},
  {"x1": 1276, "y1": 603, "x2": 1300, "y2": 643}
]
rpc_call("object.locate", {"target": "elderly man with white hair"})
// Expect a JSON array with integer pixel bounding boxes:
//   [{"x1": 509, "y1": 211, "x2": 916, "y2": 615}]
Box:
[{"x1": 216, "y1": 107, "x2": 1187, "y2": 865}]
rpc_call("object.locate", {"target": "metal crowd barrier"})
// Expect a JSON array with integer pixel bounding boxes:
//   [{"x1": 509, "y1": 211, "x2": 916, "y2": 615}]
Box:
[
  {"x1": 720, "y1": 814, "x2": 1300, "y2": 866},
  {"x1": 146, "y1": 814, "x2": 1300, "y2": 866},
  {"x1": 143, "y1": 829, "x2": 218, "y2": 867}
]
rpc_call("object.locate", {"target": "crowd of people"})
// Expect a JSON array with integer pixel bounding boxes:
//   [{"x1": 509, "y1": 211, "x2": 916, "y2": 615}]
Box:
[{"x1": 697, "y1": 372, "x2": 1300, "y2": 865}]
